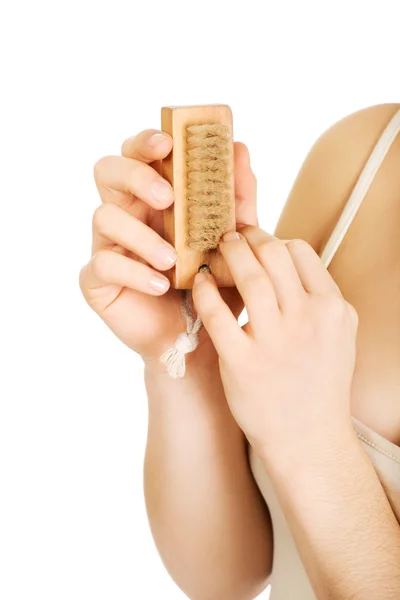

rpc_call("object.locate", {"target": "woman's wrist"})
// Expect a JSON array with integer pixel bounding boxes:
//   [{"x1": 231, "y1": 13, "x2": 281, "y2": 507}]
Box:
[
  {"x1": 144, "y1": 351, "x2": 243, "y2": 444},
  {"x1": 143, "y1": 350, "x2": 227, "y2": 407},
  {"x1": 144, "y1": 355, "x2": 217, "y2": 384},
  {"x1": 258, "y1": 414, "x2": 357, "y2": 481}
]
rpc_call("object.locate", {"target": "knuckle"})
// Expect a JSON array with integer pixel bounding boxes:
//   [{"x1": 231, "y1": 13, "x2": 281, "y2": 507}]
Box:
[
  {"x1": 259, "y1": 238, "x2": 286, "y2": 258},
  {"x1": 78, "y1": 265, "x2": 87, "y2": 295},
  {"x1": 91, "y1": 250, "x2": 113, "y2": 281},
  {"x1": 241, "y1": 269, "x2": 266, "y2": 288},
  {"x1": 346, "y1": 302, "x2": 359, "y2": 326},
  {"x1": 286, "y1": 238, "x2": 311, "y2": 253},
  {"x1": 92, "y1": 203, "x2": 114, "y2": 234},
  {"x1": 93, "y1": 156, "x2": 110, "y2": 183},
  {"x1": 251, "y1": 171, "x2": 257, "y2": 187},
  {"x1": 325, "y1": 295, "x2": 347, "y2": 319},
  {"x1": 121, "y1": 134, "x2": 136, "y2": 154},
  {"x1": 92, "y1": 204, "x2": 105, "y2": 231}
]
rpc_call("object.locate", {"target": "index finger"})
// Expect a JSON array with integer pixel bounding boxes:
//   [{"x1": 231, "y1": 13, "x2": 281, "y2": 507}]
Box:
[
  {"x1": 285, "y1": 239, "x2": 343, "y2": 297},
  {"x1": 121, "y1": 129, "x2": 173, "y2": 164}
]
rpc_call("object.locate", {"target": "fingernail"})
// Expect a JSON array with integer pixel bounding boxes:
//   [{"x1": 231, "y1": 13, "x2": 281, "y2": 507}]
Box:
[
  {"x1": 222, "y1": 231, "x2": 241, "y2": 242},
  {"x1": 149, "y1": 275, "x2": 170, "y2": 293},
  {"x1": 155, "y1": 243, "x2": 177, "y2": 266},
  {"x1": 148, "y1": 133, "x2": 167, "y2": 147},
  {"x1": 151, "y1": 180, "x2": 173, "y2": 203}
]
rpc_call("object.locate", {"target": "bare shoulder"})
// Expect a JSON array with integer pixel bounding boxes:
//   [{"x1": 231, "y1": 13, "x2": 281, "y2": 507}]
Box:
[
  {"x1": 274, "y1": 103, "x2": 400, "y2": 251},
  {"x1": 317, "y1": 102, "x2": 400, "y2": 144}
]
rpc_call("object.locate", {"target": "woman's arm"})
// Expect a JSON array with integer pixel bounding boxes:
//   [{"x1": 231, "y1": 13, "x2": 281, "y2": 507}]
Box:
[
  {"x1": 185, "y1": 102, "x2": 400, "y2": 599},
  {"x1": 263, "y1": 422, "x2": 400, "y2": 600},
  {"x1": 275, "y1": 101, "x2": 400, "y2": 442},
  {"x1": 268, "y1": 101, "x2": 400, "y2": 598},
  {"x1": 144, "y1": 358, "x2": 272, "y2": 600},
  {"x1": 263, "y1": 101, "x2": 400, "y2": 599},
  {"x1": 80, "y1": 127, "x2": 269, "y2": 598},
  {"x1": 193, "y1": 223, "x2": 400, "y2": 599}
]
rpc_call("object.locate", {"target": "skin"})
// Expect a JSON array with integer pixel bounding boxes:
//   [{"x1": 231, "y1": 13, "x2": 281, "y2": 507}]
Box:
[
  {"x1": 273, "y1": 102, "x2": 400, "y2": 446},
  {"x1": 193, "y1": 227, "x2": 400, "y2": 600},
  {"x1": 193, "y1": 229, "x2": 359, "y2": 458},
  {"x1": 80, "y1": 132, "x2": 273, "y2": 600},
  {"x1": 80, "y1": 102, "x2": 400, "y2": 599}
]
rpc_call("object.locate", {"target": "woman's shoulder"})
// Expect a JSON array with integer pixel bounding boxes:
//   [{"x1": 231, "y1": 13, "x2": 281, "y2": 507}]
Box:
[
  {"x1": 316, "y1": 102, "x2": 400, "y2": 155},
  {"x1": 274, "y1": 103, "x2": 400, "y2": 251}
]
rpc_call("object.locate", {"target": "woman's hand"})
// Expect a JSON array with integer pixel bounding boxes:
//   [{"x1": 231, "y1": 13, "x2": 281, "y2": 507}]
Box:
[
  {"x1": 192, "y1": 226, "x2": 359, "y2": 458},
  {"x1": 79, "y1": 130, "x2": 257, "y2": 365}
]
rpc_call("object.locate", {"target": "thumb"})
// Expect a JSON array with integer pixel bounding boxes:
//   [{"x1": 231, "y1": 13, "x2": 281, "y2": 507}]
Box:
[{"x1": 192, "y1": 269, "x2": 246, "y2": 361}]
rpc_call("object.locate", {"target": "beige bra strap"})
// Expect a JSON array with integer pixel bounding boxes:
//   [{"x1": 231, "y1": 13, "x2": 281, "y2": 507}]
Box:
[{"x1": 320, "y1": 108, "x2": 400, "y2": 268}]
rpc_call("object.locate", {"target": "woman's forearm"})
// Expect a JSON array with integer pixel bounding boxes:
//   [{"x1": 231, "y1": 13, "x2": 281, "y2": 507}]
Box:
[
  {"x1": 263, "y1": 421, "x2": 400, "y2": 600},
  {"x1": 144, "y1": 360, "x2": 272, "y2": 600}
]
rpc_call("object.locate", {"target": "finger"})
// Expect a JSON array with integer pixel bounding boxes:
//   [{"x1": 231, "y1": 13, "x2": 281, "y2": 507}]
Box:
[
  {"x1": 238, "y1": 226, "x2": 307, "y2": 310},
  {"x1": 79, "y1": 250, "x2": 170, "y2": 299},
  {"x1": 192, "y1": 269, "x2": 248, "y2": 361},
  {"x1": 93, "y1": 155, "x2": 174, "y2": 210},
  {"x1": 121, "y1": 129, "x2": 173, "y2": 163},
  {"x1": 285, "y1": 239, "x2": 343, "y2": 297},
  {"x1": 91, "y1": 203, "x2": 177, "y2": 270},
  {"x1": 234, "y1": 142, "x2": 258, "y2": 227},
  {"x1": 218, "y1": 231, "x2": 280, "y2": 327}
]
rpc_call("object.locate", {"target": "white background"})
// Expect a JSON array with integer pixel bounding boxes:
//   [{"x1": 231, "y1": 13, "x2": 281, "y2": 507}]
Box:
[{"x1": 1, "y1": 1, "x2": 399, "y2": 598}]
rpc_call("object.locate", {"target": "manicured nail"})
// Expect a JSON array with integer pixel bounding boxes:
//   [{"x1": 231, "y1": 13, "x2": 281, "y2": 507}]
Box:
[
  {"x1": 155, "y1": 243, "x2": 177, "y2": 266},
  {"x1": 151, "y1": 180, "x2": 173, "y2": 203},
  {"x1": 222, "y1": 231, "x2": 241, "y2": 242},
  {"x1": 148, "y1": 133, "x2": 167, "y2": 147},
  {"x1": 149, "y1": 275, "x2": 170, "y2": 293}
]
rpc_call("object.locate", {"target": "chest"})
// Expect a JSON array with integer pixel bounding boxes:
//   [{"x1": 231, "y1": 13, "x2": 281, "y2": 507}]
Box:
[{"x1": 350, "y1": 364, "x2": 400, "y2": 446}]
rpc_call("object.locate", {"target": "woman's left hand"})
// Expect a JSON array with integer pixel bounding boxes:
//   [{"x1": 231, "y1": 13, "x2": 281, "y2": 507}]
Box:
[{"x1": 192, "y1": 225, "x2": 359, "y2": 460}]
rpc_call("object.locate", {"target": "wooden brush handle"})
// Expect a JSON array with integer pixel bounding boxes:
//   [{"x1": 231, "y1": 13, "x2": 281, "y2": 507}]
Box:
[{"x1": 161, "y1": 105, "x2": 236, "y2": 289}]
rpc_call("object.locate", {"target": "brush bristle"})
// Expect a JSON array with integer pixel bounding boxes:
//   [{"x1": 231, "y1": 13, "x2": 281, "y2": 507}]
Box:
[{"x1": 185, "y1": 123, "x2": 233, "y2": 251}]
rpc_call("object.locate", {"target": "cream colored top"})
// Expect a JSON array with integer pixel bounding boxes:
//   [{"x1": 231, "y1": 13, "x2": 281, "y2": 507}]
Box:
[{"x1": 248, "y1": 108, "x2": 400, "y2": 600}]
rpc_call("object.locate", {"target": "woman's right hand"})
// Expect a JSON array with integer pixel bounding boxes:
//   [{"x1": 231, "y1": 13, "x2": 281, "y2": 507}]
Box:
[{"x1": 79, "y1": 129, "x2": 258, "y2": 366}]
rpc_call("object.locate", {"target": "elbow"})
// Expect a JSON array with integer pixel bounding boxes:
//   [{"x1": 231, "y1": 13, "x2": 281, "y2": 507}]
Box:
[
  {"x1": 172, "y1": 574, "x2": 270, "y2": 600},
  {"x1": 164, "y1": 542, "x2": 272, "y2": 600}
]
